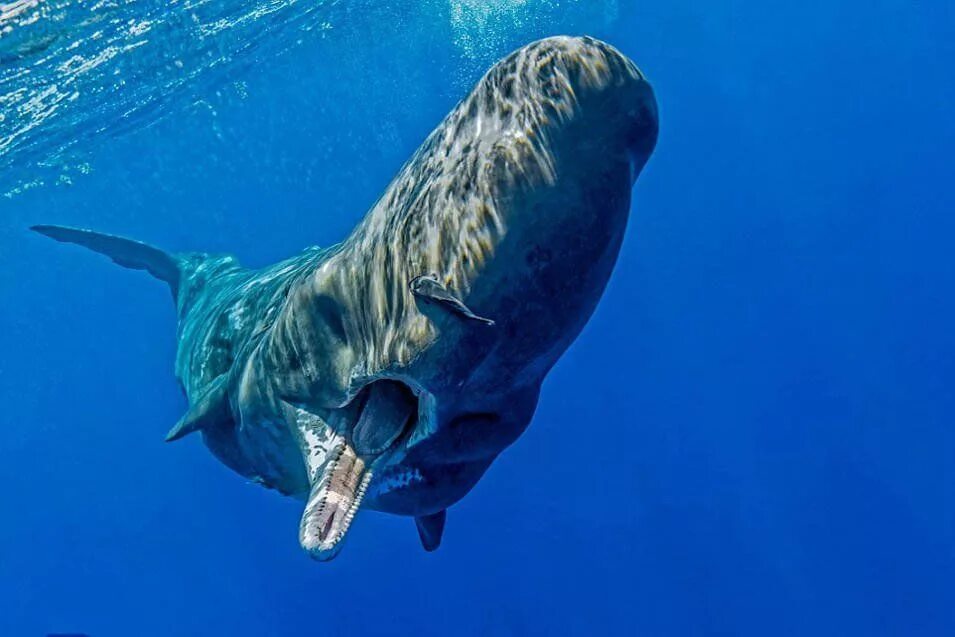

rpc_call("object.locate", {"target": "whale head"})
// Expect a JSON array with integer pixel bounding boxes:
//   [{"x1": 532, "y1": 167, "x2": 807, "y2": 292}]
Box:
[{"x1": 257, "y1": 36, "x2": 658, "y2": 560}]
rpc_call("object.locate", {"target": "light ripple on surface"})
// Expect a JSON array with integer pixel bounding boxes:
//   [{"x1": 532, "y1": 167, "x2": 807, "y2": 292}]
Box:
[
  {"x1": 0, "y1": 0, "x2": 619, "y2": 197},
  {"x1": 0, "y1": 0, "x2": 343, "y2": 193}
]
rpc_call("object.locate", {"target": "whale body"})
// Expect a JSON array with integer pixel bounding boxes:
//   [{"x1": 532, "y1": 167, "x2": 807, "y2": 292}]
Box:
[{"x1": 35, "y1": 36, "x2": 658, "y2": 561}]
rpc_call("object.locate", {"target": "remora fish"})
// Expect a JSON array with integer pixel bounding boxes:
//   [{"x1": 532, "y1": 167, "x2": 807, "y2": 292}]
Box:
[{"x1": 34, "y1": 36, "x2": 658, "y2": 561}]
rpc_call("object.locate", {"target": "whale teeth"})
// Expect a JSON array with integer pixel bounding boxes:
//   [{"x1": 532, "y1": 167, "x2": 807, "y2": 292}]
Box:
[{"x1": 298, "y1": 439, "x2": 371, "y2": 561}]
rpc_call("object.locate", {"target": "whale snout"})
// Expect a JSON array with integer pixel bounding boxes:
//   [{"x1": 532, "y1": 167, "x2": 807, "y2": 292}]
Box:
[
  {"x1": 529, "y1": 36, "x2": 659, "y2": 179},
  {"x1": 427, "y1": 38, "x2": 658, "y2": 389}
]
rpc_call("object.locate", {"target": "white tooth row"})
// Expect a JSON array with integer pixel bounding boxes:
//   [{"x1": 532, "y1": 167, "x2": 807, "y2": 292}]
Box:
[
  {"x1": 325, "y1": 470, "x2": 373, "y2": 548},
  {"x1": 312, "y1": 443, "x2": 347, "y2": 515}
]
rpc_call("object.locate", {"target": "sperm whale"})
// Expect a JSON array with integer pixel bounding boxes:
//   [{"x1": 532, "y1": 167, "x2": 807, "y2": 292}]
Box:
[{"x1": 34, "y1": 36, "x2": 658, "y2": 561}]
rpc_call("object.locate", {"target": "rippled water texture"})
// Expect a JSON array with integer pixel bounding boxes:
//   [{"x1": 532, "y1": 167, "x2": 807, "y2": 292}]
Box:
[
  {"x1": 0, "y1": 0, "x2": 345, "y2": 186},
  {"x1": 0, "y1": 0, "x2": 618, "y2": 196}
]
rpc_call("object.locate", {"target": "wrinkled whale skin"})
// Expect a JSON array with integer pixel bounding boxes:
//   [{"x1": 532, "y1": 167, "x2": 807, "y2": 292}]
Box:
[{"x1": 35, "y1": 36, "x2": 658, "y2": 560}]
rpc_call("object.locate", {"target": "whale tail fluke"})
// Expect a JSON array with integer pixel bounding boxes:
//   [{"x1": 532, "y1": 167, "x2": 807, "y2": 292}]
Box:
[{"x1": 31, "y1": 225, "x2": 182, "y2": 296}]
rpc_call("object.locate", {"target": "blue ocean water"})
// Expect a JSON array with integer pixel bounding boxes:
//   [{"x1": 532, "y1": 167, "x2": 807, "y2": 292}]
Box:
[{"x1": 1, "y1": 1, "x2": 953, "y2": 635}]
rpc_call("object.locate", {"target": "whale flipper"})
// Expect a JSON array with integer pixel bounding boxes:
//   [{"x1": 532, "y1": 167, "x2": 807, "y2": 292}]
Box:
[
  {"x1": 31, "y1": 225, "x2": 182, "y2": 294},
  {"x1": 415, "y1": 510, "x2": 446, "y2": 552},
  {"x1": 166, "y1": 374, "x2": 233, "y2": 442},
  {"x1": 410, "y1": 274, "x2": 495, "y2": 326}
]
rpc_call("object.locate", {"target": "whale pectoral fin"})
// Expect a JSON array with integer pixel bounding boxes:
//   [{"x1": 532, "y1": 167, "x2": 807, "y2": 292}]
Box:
[
  {"x1": 409, "y1": 274, "x2": 495, "y2": 326},
  {"x1": 165, "y1": 374, "x2": 232, "y2": 442},
  {"x1": 415, "y1": 510, "x2": 447, "y2": 552}
]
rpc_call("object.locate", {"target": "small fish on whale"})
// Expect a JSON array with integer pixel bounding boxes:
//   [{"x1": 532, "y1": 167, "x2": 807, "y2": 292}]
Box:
[{"x1": 34, "y1": 36, "x2": 658, "y2": 561}]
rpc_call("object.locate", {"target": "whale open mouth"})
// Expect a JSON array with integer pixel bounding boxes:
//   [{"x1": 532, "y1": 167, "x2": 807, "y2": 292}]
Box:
[{"x1": 298, "y1": 380, "x2": 418, "y2": 561}]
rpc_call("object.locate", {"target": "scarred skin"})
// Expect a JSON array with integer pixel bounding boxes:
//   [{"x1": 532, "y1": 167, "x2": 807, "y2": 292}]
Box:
[{"x1": 36, "y1": 36, "x2": 659, "y2": 561}]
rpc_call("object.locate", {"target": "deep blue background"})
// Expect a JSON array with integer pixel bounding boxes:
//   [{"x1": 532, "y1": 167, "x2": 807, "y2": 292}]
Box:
[{"x1": 1, "y1": 1, "x2": 953, "y2": 635}]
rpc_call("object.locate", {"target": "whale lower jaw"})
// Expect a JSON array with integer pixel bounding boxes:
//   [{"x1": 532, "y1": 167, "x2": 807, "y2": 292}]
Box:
[
  {"x1": 299, "y1": 439, "x2": 373, "y2": 561},
  {"x1": 294, "y1": 379, "x2": 422, "y2": 560}
]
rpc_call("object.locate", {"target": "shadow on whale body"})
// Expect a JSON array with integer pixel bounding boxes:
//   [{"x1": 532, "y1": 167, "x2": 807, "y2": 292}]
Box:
[{"x1": 33, "y1": 36, "x2": 658, "y2": 561}]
